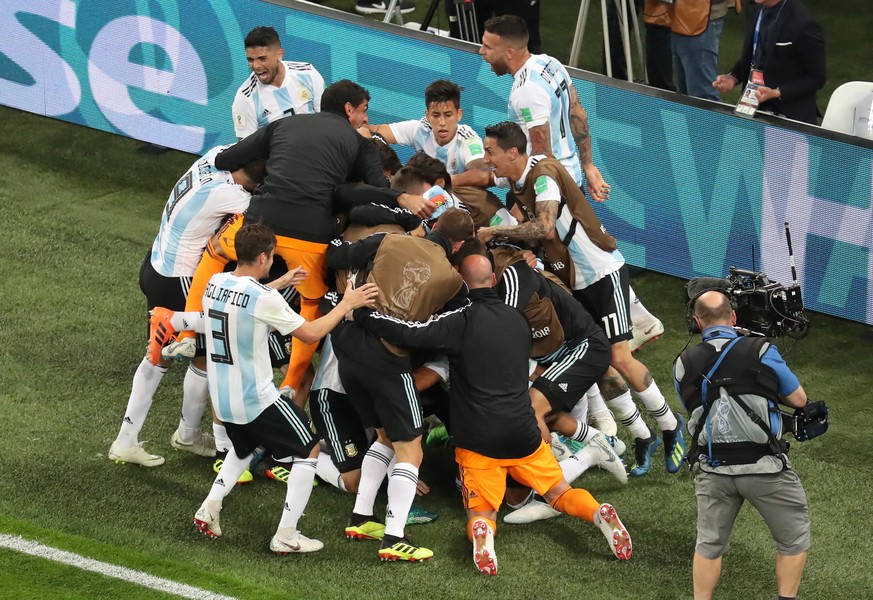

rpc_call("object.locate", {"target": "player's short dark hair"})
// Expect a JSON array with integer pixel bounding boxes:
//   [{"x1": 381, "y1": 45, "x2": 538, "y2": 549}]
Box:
[
  {"x1": 244, "y1": 26, "x2": 281, "y2": 49},
  {"x1": 434, "y1": 208, "x2": 475, "y2": 243},
  {"x1": 406, "y1": 151, "x2": 452, "y2": 192},
  {"x1": 450, "y1": 237, "x2": 493, "y2": 269},
  {"x1": 241, "y1": 158, "x2": 267, "y2": 185},
  {"x1": 485, "y1": 121, "x2": 528, "y2": 154},
  {"x1": 424, "y1": 80, "x2": 462, "y2": 110},
  {"x1": 235, "y1": 222, "x2": 276, "y2": 264},
  {"x1": 390, "y1": 166, "x2": 429, "y2": 193},
  {"x1": 483, "y1": 15, "x2": 529, "y2": 47},
  {"x1": 371, "y1": 136, "x2": 401, "y2": 175},
  {"x1": 321, "y1": 80, "x2": 370, "y2": 116}
]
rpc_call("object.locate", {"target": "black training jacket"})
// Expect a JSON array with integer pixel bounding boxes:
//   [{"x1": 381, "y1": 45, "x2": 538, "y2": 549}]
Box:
[{"x1": 215, "y1": 112, "x2": 387, "y2": 243}]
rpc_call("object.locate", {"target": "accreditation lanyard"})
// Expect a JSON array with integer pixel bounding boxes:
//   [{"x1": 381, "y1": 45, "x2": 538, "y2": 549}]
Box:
[
  {"x1": 751, "y1": 10, "x2": 765, "y2": 68},
  {"x1": 752, "y1": 0, "x2": 788, "y2": 70}
]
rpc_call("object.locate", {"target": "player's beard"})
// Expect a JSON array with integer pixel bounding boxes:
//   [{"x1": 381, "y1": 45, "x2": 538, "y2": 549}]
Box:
[
  {"x1": 260, "y1": 64, "x2": 280, "y2": 85},
  {"x1": 489, "y1": 60, "x2": 509, "y2": 77}
]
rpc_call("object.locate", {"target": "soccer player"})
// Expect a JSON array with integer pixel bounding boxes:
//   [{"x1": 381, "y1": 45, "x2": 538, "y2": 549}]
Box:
[
  {"x1": 107, "y1": 146, "x2": 262, "y2": 468},
  {"x1": 363, "y1": 79, "x2": 491, "y2": 188},
  {"x1": 232, "y1": 26, "x2": 324, "y2": 140},
  {"x1": 479, "y1": 15, "x2": 665, "y2": 353},
  {"x1": 353, "y1": 253, "x2": 633, "y2": 575},
  {"x1": 159, "y1": 223, "x2": 379, "y2": 553},
  {"x1": 478, "y1": 121, "x2": 687, "y2": 478}
]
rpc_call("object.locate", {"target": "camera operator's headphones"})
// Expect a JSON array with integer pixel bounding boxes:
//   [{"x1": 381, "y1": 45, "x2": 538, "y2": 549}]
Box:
[{"x1": 685, "y1": 277, "x2": 738, "y2": 334}]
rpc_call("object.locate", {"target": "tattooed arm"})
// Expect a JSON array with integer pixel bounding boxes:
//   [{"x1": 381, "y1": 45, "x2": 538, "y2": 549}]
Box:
[
  {"x1": 528, "y1": 123, "x2": 554, "y2": 159},
  {"x1": 568, "y1": 83, "x2": 609, "y2": 202},
  {"x1": 568, "y1": 84, "x2": 592, "y2": 167},
  {"x1": 477, "y1": 200, "x2": 559, "y2": 242}
]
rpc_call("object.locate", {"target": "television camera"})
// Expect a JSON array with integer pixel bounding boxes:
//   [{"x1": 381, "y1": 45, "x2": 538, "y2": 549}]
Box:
[{"x1": 686, "y1": 222, "x2": 810, "y2": 339}]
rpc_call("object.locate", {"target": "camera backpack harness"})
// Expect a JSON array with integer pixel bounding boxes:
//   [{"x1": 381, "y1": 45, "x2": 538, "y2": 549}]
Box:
[{"x1": 680, "y1": 335, "x2": 789, "y2": 470}]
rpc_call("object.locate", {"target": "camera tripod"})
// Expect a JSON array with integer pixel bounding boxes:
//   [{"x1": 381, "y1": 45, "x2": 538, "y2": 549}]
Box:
[{"x1": 419, "y1": 0, "x2": 479, "y2": 43}]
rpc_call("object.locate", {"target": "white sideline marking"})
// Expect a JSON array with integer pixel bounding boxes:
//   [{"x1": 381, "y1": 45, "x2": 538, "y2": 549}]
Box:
[{"x1": 0, "y1": 533, "x2": 239, "y2": 600}]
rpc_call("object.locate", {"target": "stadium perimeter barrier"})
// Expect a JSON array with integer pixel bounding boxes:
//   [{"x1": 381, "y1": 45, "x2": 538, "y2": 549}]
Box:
[{"x1": 1, "y1": 0, "x2": 871, "y2": 325}]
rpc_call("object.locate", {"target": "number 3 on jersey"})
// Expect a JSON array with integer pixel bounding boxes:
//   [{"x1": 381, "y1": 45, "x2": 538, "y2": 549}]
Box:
[{"x1": 209, "y1": 308, "x2": 234, "y2": 365}]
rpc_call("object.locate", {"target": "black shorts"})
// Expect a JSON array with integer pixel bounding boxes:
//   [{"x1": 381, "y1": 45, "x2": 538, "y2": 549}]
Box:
[
  {"x1": 138, "y1": 253, "x2": 206, "y2": 356},
  {"x1": 310, "y1": 388, "x2": 370, "y2": 473},
  {"x1": 419, "y1": 384, "x2": 450, "y2": 424},
  {"x1": 531, "y1": 335, "x2": 612, "y2": 413},
  {"x1": 265, "y1": 275, "x2": 297, "y2": 369},
  {"x1": 338, "y1": 357, "x2": 425, "y2": 443},
  {"x1": 573, "y1": 264, "x2": 632, "y2": 344},
  {"x1": 224, "y1": 397, "x2": 318, "y2": 462},
  {"x1": 139, "y1": 252, "x2": 191, "y2": 311},
  {"x1": 267, "y1": 330, "x2": 292, "y2": 369}
]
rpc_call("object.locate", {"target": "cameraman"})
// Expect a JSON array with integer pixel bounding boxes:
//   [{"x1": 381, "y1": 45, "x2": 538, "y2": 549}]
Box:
[{"x1": 674, "y1": 290, "x2": 810, "y2": 600}]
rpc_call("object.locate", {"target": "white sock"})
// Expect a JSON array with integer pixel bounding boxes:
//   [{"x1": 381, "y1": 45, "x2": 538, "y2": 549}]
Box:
[
  {"x1": 634, "y1": 380, "x2": 677, "y2": 431},
  {"x1": 628, "y1": 285, "x2": 656, "y2": 325},
  {"x1": 384, "y1": 463, "x2": 418, "y2": 539},
  {"x1": 116, "y1": 358, "x2": 168, "y2": 448},
  {"x1": 571, "y1": 419, "x2": 599, "y2": 443},
  {"x1": 559, "y1": 452, "x2": 590, "y2": 483},
  {"x1": 585, "y1": 385, "x2": 607, "y2": 417},
  {"x1": 585, "y1": 385, "x2": 618, "y2": 436},
  {"x1": 177, "y1": 363, "x2": 208, "y2": 443},
  {"x1": 316, "y1": 451, "x2": 347, "y2": 492},
  {"x1": 352, "y1": 442, "x2": 394, "y2": 517},
  {"x1": 278, "y1": 458, "x2": 318, "y2": 531},
  {"x1": 206, "y1": 450, "x2": 252, "y2": 502},
  {"x1": 170, "y1": 311, "x2": 204, "y2": 333},
  {"x1": 607, "y1": 390, "x2": 652, "y2": 439},
  {"x1": 212, "y1": 423, "x2": 231, "y2": 454}
]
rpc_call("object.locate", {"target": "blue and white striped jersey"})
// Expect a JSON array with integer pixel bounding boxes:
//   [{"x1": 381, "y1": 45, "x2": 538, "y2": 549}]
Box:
[
  {"x1": 509, "y1": 54, "x2": 583, "y2": 186},
  {"x1": 516, "y1": 156, "x2": 623, "y2": 289},
  {"x1": 150, "y1": 146, "x2": 251, "y2": 277},
  {"x1": 232, "y1": 61, "x2": 324, "y2": 139},
  {"x1": 203, "y1": 272, "x2": 306, "y2": 424},
  {"x1": 388, "y1": 119, "x2": 485, "y2": 175}
]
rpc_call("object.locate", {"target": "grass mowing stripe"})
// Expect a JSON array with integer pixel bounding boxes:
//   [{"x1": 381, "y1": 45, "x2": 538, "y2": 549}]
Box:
[{"x1": 0, "y1": 534, "x2": 239, "y2": 600}]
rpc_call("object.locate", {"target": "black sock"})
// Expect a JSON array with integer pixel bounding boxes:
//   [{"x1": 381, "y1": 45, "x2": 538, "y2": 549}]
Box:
[
  {"x1": 635, "y1": 435, "x2": 657, "y2": 463},
  {"x1": 349, "y1": 511, "x2": 375, "y2": 526}
]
